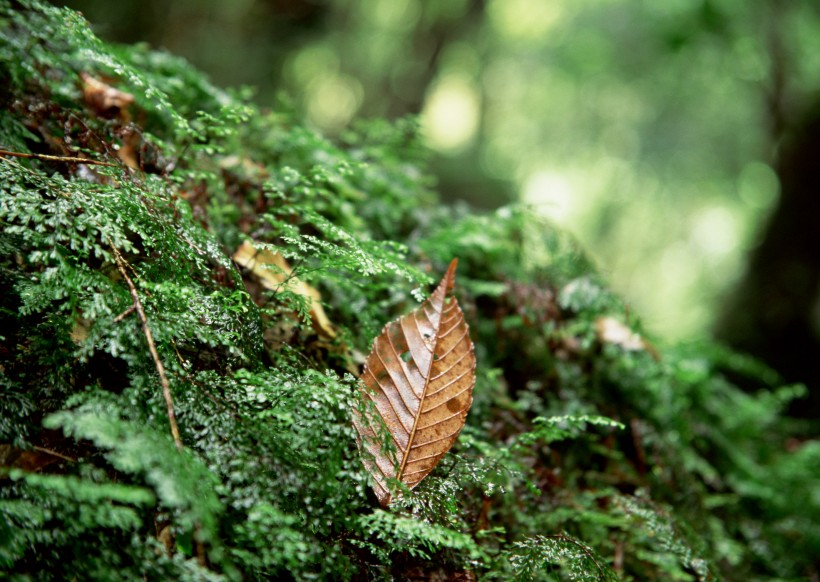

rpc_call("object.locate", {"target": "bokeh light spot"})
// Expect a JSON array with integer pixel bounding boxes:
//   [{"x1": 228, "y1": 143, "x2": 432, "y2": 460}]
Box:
[
  {"x1": 306, "y1": 74, "x2": 363, "y2": 131},
  {"x1": 691, "y1": 205, "x2": 740, "y2": 257},
  {"x1": 488, "y1": 0, "x2": 564, "y2": 41},
  {"x1": 421, "y1": 74, "x2": 480, "y2": 153},
  {"x1": 523, "y1": 170, "x2": 575, "y2": 221}
]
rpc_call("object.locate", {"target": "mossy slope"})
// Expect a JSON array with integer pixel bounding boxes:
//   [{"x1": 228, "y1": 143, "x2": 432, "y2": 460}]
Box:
[{"x1": 1, "y1": 2, "x2": 818, "y2": 580}]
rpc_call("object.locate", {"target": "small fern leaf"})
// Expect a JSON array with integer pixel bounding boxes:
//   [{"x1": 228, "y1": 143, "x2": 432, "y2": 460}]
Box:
[{"x1": 353, "y1": 258, "x2": 476, "y2": 506}]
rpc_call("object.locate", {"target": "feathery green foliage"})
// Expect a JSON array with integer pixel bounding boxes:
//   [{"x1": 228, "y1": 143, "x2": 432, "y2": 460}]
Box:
[{"x1": 1, "y1": 1, "x2": 818, "y2": 580}]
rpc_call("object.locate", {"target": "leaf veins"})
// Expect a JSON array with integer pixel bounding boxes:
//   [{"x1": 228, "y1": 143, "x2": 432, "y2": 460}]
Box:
[{"x1": 353, "y1": 258, "x2": 476, "y2": 506}]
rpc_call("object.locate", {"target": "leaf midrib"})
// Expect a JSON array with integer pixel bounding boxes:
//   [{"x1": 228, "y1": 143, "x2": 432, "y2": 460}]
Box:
[{"x1": 396, "y1": 286, "x2": 449, "y2": 480}]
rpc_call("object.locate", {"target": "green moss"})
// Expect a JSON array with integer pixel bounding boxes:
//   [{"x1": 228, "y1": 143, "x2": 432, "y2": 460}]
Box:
[{"x1": 1, "y1": 1, "x2": 817, "y2": 580}]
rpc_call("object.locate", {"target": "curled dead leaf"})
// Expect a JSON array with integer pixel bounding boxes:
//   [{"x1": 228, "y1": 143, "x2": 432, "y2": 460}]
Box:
[
  {"x1": 353, "y1": 259, "x2": 476, "y2": 506},
  {"x1": 114, "y1": 126, "x2": 141, "y2": 170},
  {"x1": 80, "y1": 73, "x2": 141, "y2": 168},
  {"x1": 80, "y1": 73, "x2": 134, "y2": 119},
  {"x1": 232, "y1": 240, "x2": 336, "y2": 339}
]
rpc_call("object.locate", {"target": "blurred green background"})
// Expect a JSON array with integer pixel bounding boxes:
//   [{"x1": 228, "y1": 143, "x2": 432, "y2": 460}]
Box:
[{"x1": 53, "y1": 0, "x2": 820, "y2": 407}]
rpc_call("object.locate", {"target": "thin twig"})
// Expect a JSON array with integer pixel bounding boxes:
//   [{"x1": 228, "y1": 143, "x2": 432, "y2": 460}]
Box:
[
  {"x1": 170, "y1": 338, "x2": 188, "y2": 367},
  {"x1": 0, "y1": 148, "x2": 116, "y2": 167},
  {"x1": 113, "y1": 305, "x2": 136, "y2": 323},
  {"x1": 32, "y1": 446, "x2": 76, "y2": 463},
  {"x1": 112, "y1": 247, "x2": 184, "y2": 452}
]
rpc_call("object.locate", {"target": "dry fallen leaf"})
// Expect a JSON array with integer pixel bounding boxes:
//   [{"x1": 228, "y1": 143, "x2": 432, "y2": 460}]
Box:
[
  {"x1": 353, "y1": 258, "x2": 476, "y2": 506},
  {"x1": 232, "y1": 240, "x2": 336, "y2": 339},
  {"x1": 596, "y1": 316, "x2": 659, "y2": 359},
  {"x1": 80, "y1": 73, "x2": 141, "y2": 168},
  {"x1": 114, "y1": 126, "x2": 141, "y2": 170},
  {"x1": 81, "y1": 73, "x2": 134, "y2": 118},
  {"x1": 596, "y1": 316, "x2": 645, "y2": 351},
  {"x1": 0, "y1": 444, "x2": 68, "y2": 477}
]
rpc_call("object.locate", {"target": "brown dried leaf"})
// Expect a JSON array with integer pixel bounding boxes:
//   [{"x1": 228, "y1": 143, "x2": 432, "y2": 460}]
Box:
[
  {"x1": 80, "y1": 73, "x2": 134, "y2": 119},
  {"x1": 0, "y1": 444, "x2": 69, "y2": 477},
  {"x1": 354, "y1": 259, "x2": 476, "y2": 506},
  {"x1": 232, "y1": 240, "x2": 336, "y2": 339},
  {"x1": 115, "y1": 126, "x2": 141, "y2": 170},
  {"x1": 80, "y1": 73, "x2": 140, "y2": 168}
]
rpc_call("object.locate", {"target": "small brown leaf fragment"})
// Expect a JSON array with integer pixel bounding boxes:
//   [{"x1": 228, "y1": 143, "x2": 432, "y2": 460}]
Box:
[
  {"x1": 0, "y1": 444, "x2": 70, "y2": 477},
  {"x1": 596, "y1": 316, "x2": 645, "y2": 351},
  {"x1": 232, "y1": 240, "x2": 336, "y2": 339},
  {"x1": 80, "y1": 73, "x2": 140, "y2": 168},
  {"x1": 69, "y1": 314, "x2": 91, "y2": 345},
  {"x1": 80, "y1": 73, "x2": 134, "y2": 119},
  {"x1": 353, "y1": 259, "x2": 476, "y2": 506},
  {"x1": 115, "y1": 125, "x2": 141, "y2": 170},
  {"x1": 157, "y1": 524, "x2": 175, "y2": 555}
]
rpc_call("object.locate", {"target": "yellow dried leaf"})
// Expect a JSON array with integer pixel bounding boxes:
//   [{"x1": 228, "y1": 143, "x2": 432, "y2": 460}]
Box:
[{"x1": 232, "y1": 241, "x2": 336, "y2": 339}]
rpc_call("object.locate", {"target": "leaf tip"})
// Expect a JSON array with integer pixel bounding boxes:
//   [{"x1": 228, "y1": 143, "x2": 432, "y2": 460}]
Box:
[{"x1": 444, "y1": 258, "x2": 459, "y2": 293}]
